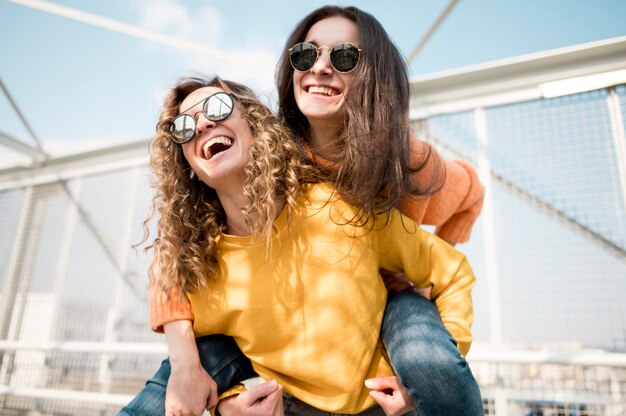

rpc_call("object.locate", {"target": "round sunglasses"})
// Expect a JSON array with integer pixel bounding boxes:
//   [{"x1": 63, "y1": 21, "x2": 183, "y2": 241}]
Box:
[
  {"x1": 169, "y1": 92, "x2": 235, "y2": 144},
  {"x1": 289, "y1": 42, "x2": 361, "y2": 73}
]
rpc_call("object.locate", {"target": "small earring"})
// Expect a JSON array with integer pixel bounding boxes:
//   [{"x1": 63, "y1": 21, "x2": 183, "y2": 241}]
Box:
[{"x1": 189, "y1": 170, "x2": 196, "y2": 180}]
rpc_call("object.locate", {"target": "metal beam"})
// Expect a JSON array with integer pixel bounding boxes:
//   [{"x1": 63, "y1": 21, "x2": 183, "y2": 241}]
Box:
[
  {"x1": 5, "y1": 0, "x2": 247, "y2": 63},
  {"x1": 409, "y1": 36, "x2": 626, "y2": 118},
  {"x1": 0, "y1": 130, "x2": 41, "y2": 158},
  {"x1": 406, "y1": 0, "x2": 459, "y2": 67},
  {"x1": 0, "y1": 139, "x2": 149, "y2": 191},
  {"x1": 468, "y1": 349, "x2": 626, "y2": 367},
  {"x1": 0, "y1": 340, "x2": 166, "y2": 354},
  {"x1": 0, "y1": 76, "x2": 47, "y2": 157},
  {"x1": 0, "y1": 386, "x2": 133, "y2": 406}
]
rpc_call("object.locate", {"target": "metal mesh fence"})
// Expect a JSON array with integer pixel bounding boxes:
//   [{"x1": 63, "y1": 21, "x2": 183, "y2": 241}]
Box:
[
  {"x1": 473, "y1": 360, "x2": 625, "y2": 416},
  {"x1": 413, "y1": 84, "x2": 626, "y2": 415},
  {"x1": 0, "y1": 165, "x2": 163, "y2": 414}
]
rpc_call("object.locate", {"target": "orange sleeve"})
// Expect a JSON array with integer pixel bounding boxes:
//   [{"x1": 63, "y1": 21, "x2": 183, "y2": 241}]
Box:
[
  {"x1": 397, "y1": 137, "x2": 485, "y2": 244},
  {"x1": 150, "y1": 283, "x2": 195, "y2": 333},
  {"x1": 307, "y1": 139, "x2": 484, "y2": 244}
]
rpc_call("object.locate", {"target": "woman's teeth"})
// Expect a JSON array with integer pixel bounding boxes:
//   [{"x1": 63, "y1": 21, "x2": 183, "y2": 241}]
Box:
[
  {"x1": 308, "y1": 86, "x2": 337, "y2": 96},
  {"x1": 203, "y1": 137, "x2": 233, "y2": 159}
]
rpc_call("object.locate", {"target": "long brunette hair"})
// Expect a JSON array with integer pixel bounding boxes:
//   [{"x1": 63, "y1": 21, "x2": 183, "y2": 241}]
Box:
[{"x1": 276, "y1": 6, "x2": 443, "y2": 221}]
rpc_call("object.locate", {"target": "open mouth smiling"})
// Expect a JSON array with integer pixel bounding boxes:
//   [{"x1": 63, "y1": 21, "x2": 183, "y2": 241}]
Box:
[
  {"x1": 202, "y1": 136, "x2": 233, "y2": 159},
  {"x1": 306, "y1": 85, "x2": 340, "y2": 96}
]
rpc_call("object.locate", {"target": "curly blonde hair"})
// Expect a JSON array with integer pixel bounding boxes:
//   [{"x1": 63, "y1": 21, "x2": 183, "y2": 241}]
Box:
[{"x1": 140, "y1": 75, "x2": 319, "y2": 299}]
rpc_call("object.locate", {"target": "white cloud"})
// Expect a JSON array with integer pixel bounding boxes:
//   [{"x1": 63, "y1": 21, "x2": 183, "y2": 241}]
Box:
[
  {"x1": 132, "y1": 0, "x2": 222, "y2": 48},
  {"x1": 151, "y1": 86, "x2": 170, "y2": 110},
  {"x1": 130, "y1": 0, "x2": 277, "y2": 99},
  {"x1": 187, "y1": 49, "x2": 277, "y2": 98},
  {"x1": 190, "y1": 7, "x2": 223, "y2": 46}
]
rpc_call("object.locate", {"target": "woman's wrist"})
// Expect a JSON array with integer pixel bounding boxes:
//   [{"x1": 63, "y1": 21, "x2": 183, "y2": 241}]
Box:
[{"x1": 163, "y1": 319, "x2": 200, "y2": 368}]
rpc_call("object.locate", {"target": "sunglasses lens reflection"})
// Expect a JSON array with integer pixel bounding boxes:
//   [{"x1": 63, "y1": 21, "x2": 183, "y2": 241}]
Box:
[
  {"x1": 290, "y1": 43, "x2": 318, "y2": 71},
  {"x1": 330, "y1": 43, "x2": 360, "y2": 72},
  {"x1": 205, "y1": 92, "x2": 234, "y2": 121},
  {"x1": 171, "y1": 114, "x2": 196, "y2": 143},
  {"x1": 290, "y1": 42, "x2": 359, "y2": 73},
  {"x1": 169, "y1": 93, "x2": 236, "y2": 144}
]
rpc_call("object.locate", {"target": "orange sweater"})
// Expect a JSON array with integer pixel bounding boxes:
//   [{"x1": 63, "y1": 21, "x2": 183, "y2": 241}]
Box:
[
  {"x1": 399, "y1": 138, "x2": 484, "y2": 245},
  {"x1": 150, "y1": 138, "x2": 484, "y2": 331}
]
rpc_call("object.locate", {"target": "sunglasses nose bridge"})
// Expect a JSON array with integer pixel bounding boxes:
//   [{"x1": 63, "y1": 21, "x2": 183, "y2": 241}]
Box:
[{"x1": 310, "y1": 46, "x2": 333, "y2": 73}]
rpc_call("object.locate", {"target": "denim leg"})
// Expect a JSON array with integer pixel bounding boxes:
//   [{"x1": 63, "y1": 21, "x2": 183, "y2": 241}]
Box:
[
  {"x1": 118, "y1": 357, "x2": 170, "y2": 415},
  {"x1": 196, "y1": 334, "x2": 257, "y2": 390},
  {"x1": 382, "y1": 291, "x2": 484, "y2": 416},
  {"x1": 118, "y1": 334, "x2": 256, "y2": 415}
]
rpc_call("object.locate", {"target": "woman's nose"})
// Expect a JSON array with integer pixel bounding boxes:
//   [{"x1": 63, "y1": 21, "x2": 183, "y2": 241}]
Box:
[
  {"x1": 194, "y1": 112, "x2": 216, "y2": 136},
  {"x1": 310, "y1": 48, "x2": 333, "y2": 75}
]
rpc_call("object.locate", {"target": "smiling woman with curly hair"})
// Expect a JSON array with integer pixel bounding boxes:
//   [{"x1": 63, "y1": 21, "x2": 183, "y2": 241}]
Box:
[
  {"x1": 141, "y1": 76, "x2": 317, "y2": 300},
  {"x1": 120, "y1": 74, "x2": 480, "y2": 416}
]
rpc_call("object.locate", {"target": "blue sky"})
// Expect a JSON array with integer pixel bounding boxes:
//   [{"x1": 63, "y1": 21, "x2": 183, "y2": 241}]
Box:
[{"x1": 1, "y1": 0, "x2": 626, "y2": 164}]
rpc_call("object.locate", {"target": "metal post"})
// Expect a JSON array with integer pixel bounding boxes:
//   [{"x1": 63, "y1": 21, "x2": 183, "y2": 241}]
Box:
[
  {"x1": 49, "y1": 179, "x2": 82, "y2": 340},
  {"x1": 606, "y1": 87, "x2": 626, "y2": 416},
  {"x1": 0, "y1": 187, "x2": 35, "y2": 388},
  {"x1": 606, "y1": 88, "x2": 626, "y2": 217},
  {"x1": 99, "y1": 167, "x2": 142, "y2": 392},
  {"x1": 475, "y1": 107, "x2": 507, "y2": 415}
]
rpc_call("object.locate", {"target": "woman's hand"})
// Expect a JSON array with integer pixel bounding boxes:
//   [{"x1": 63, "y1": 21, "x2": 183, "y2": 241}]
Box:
[
  {"x1": 216, "y1": 380, "x2": 284, "y2": 416},
  {"x1": 380, "y1": 268, "x2": 431, "y2": 299},
  {"x1": 365, "y1": 376, "x2": 415, "y2": 416},
  {"x1": 166, "y1": 363, "x2": 217, "y2": 416}
]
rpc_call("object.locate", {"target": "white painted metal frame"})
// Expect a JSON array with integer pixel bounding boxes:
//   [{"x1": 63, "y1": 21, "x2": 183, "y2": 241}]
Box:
[
  {"x1": 409, "y1": 36, "x2": 626, "y2": 119},
  {"x1": 606, "y1": 88, "x2": 626, "y2": 218},
  {"x1": 0, "y1": 139, "x2": 150, "y2": 191}
]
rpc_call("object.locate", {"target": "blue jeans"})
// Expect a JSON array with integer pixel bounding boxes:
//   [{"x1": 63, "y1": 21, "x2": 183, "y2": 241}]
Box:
[
  {"x1": 119, "y1": 335, "x2": 255, "y2": 415},
  {"x1": 382, "y1": 291, "x2": 483, "y2": 416},
  {"x1": 120, "y1": 292, "x2": 482, "y2": 415},
  {"x1": 118, "y1": 339, "x2": 393, "y2": 416}
]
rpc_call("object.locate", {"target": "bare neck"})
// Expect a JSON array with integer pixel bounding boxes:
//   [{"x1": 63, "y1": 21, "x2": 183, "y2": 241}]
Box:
[
  {"x1": 216, "y1": 190, "x2": 251, "y2": 236},
  {"x1": 308, "y1": 120, "x2": 342, "y2": 159},
  {"x1": 217, "y1": 190, "x2": 285, "y2": 237}
]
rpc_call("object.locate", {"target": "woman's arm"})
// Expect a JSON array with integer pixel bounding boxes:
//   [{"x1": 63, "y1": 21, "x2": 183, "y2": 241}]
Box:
[
  {"x1": 151, "y1": 283, "x2": 195, "y2": 333},
  {"x1": 397, "y1": 137, "x2": 484, "y2": 245},
  {"x1": 377, "y1": 212, "x2": 476, "y2": 356},
  {"x1": 164, "y1": 320, "x2": 218, "y2": 415},
  {"x1": 149, "y1": 257, "x2": 217, "y2": 413}
]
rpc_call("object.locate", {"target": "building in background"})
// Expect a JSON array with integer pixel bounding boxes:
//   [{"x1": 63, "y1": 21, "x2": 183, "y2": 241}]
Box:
[{"x1": 1, "y1": 36, "x2": 625, "y2": 416}]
